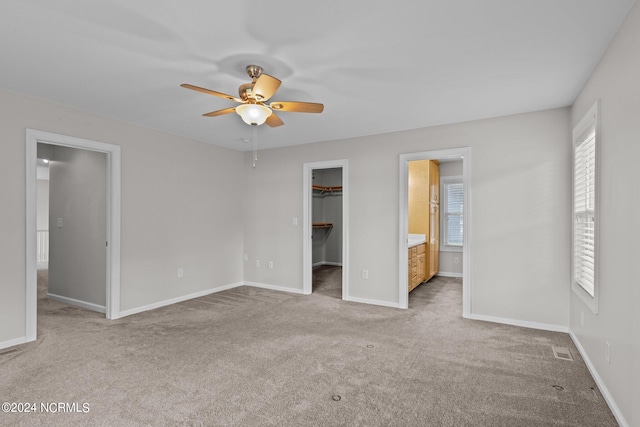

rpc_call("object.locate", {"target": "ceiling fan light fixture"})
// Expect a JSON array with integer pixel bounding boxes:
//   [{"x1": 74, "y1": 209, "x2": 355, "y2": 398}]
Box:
[{"x1": 236, "y1": 104, "x2": 272, "y2": 126}]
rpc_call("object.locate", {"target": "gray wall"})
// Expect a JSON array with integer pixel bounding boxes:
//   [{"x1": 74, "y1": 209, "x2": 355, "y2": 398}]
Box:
[
  {"x1": 570, "y1": 1, "x2": 640, "y2": 425},
  {"x1": 47, "y1": 145, "x2": 107, "y2": 308},
  {"x1": 243, "y1": 107, "x2": 571, "y2": 327},
  {"x1": 0, "y1": 88, "x2": 244, "y2": 345},
  {"x1": 438, "y1": 160, "x2": 463, "y2": 277},
  {"x1": 36, "y1": 179, "x2": 49, "y2": 231},
  {"x1": 312, "y1": 168, "x2": 343, "y2": 266}
]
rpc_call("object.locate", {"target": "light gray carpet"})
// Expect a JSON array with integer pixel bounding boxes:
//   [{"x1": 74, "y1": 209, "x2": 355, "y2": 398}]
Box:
[{"x1": 0, "y1": 270, "x2": 617, "y2": 426}]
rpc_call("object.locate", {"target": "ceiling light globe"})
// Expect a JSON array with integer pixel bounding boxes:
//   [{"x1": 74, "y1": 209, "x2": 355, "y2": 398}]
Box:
[{"x1": 236, "y1": 104, "x2": 272, "y2": 126}]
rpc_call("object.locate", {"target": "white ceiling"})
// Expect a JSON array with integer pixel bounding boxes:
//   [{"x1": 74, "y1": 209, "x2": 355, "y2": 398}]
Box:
[{"x1": 0, "y1": 1, "x2": 635, "y2": 151}]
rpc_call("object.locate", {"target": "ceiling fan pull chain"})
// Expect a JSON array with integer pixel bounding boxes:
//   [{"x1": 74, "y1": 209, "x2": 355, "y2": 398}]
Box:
[{"x1": 252, "y1": 126, "x2": 258, "y2": 169}]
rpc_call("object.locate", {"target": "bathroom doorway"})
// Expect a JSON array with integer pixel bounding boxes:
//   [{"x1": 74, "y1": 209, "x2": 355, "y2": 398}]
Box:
[{"x1": 399, "y1": 148, "x2": 471, "y2": 315}]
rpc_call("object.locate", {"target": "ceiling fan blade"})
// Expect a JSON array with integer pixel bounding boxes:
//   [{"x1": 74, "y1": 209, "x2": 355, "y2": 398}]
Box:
[
  {"x1": 252, "y1": 74, "x2": 281, "y2": 102},
  {"x1": 202, "y1": 107, "x2": 237, "y2": 117},
  {"x1": 181, "y1": 84, "x2": 242, "y2": 103},
  {"x1": 269, "y1": 101, "x2": 324, "y2": 113},
  {"x1": 265, "y1": 112, "x2": 284, "y2": 127}
]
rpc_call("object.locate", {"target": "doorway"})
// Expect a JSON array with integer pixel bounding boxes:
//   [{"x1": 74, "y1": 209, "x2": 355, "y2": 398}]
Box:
[
  {"x1": 37, "y1": 143, "x2": 107, "y2": 313},
  {"x1": 311, "y1": 167, "x2": 343, "y2": 298},
  {"x1": 26, "y1": 130, "x2": 122, "y2": 343},
  {"x1": 399, "y1": 148, "x2": 471, "y2": 316},
  {"x1": 302, "y1": 160, "x2": 349, "y2": 299}
]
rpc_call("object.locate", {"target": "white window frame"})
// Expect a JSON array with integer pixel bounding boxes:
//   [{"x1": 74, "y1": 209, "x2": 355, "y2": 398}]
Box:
[
  {"x1": 440, "y1": 175, "x2": 463, "y2": 252},
  {"x1": 572, "y1": 101, "x2": 600, "y2": 314}
]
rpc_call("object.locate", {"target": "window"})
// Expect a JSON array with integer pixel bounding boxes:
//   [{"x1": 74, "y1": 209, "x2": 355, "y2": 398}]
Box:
[
  {"x1": 441, "y1": 177, "x2": 463, "y2": 249},
  {"x1": 572, "y1": 101, "x2": 599, "y2": 313}
]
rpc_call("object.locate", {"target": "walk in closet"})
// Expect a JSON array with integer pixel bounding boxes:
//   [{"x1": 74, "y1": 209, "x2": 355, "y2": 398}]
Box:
[{"x1": 312, "y1": 168, "x2": 343, "y2": 297}]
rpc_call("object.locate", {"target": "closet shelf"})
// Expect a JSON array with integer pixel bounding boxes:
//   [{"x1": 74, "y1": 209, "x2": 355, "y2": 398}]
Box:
[
  {"x1": 312, "y1": 184, "x2": 342, "y2": 195},
  {"x1": 312, "y1": 222, "x2": 333, "y2": 229}
]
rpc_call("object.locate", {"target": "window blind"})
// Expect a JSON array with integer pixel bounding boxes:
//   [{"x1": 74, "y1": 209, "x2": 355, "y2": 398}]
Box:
[
  {"x1": 573, "y1": 127, "x2": 596, "y2": 296},
  {"x1": 444, "y1": 182, "x2": 463, "y2": 246}
]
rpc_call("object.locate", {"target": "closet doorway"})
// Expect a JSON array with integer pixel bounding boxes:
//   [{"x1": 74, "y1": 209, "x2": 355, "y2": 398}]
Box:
[
  {"x1": 311, "y1": 167, "x2": 343, "y2": 298},
  {"x1": 302, "y1": 160, "x2": 349, "y2": 299}
]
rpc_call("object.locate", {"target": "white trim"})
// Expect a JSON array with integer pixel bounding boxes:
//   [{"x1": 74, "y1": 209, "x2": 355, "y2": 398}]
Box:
[
  {"x1": 26, "y1": 129, "x2": 122, "y2": 343},
  {"x1": 25, "y1": 138, "x2": 37, "y2": 341},
  {"x1": 344, "y1": 295, "x2": 402, "y2": 309},
  {"x1": 303, "y1": 160, "x2": 349, "y2": 299},
  {"x1": 243, "y1": 281, "x2": 306, "y2": 295},
  {"x1": 118, "y1": 282, "x2": 244, "y2": 318},
  {"x1": 436, "y1": 272, "x2": 463, "y2": 278},
  {"x1": 0, "y1": 337, "x2": 28, "y2": 351},
  {"x1": 312, "y1": 261, "x2": 343, "y2": 268},
  {"x1": 399, "y1": 148, "x2": 471, "y2": 316},
  {"x1": 46, "y1": 293, "x2": 106, "y2": 313},
  {"x1": 571, "y1": 100, "x2": 600, "y2": 314},
  {"x1": 468, "y1": 313, "x2": 569, "y2": 333},
  {"x1": 569, "y1": 330, "x2": 629, "y2": 427}
]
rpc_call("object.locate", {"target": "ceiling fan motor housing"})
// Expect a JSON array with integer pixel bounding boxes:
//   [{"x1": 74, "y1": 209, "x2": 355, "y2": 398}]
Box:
[{"x1": 238, "y1": 82, "x2": 255, "y2": 102}]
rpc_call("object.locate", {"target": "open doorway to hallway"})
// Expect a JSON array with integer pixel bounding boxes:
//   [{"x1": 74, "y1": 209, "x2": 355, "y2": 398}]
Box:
[
  {"x1": 26, "y1": 129, "x2": 122, "y2": 342},
  {"x1": 36, "y1": 143, "x2": 108, "y2": 314}
]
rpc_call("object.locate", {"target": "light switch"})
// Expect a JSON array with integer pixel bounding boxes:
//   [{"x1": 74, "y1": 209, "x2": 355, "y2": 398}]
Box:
[{"x1": 56, "y1": 218, "x2": 63, "y2": 228}]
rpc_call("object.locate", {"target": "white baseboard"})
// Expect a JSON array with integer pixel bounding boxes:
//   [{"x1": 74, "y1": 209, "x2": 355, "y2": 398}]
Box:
[
  {"x1": 436, "y1": 271, "x2": 463, "y2": 278},
  {"x1": 344, "y1": 295, "x2": 402, "y2": 309},
  {"x1": 468, "y1": 313, "x2": 569, "y2": 333},
  {"x1": 0, "y1": 336, "x2": 28, "y2": 351},
  {"x1": 569, "y1": 330, "x2": 629, "y2": 427},
  {"x1": 47, "y1": 293, "x2": 106, "y2": 314},
  {"x1": 312, "y1": 262, "x2": 342, "y2": 268},
  {"x1": 243, "y1": 281, "x2": 306, "y2": 295},
  {"x1": 117, "y1": 282, "x2": 243, "y2": 319}
]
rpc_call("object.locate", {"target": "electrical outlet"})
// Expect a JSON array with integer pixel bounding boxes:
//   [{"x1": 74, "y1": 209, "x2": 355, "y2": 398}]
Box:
[
  {"x1": 453, "y1": 257, "x2": 459, "y2": 264},
  {"x1": 268, "y1": 261, "x2": 274, "y2": 269},
  {"x1": 243, "y1": 253, "x2": 248, "y2": 261},
  {"x1": 177, "y1": 268, "x2": 184, "y2": 278},
  {"x1": 362, "y1": 269, "x2": 369, "y2": 279},
  {"x1": 605, "y1": 341, "x2": 611, "y2": 364},
  {"x1": 292, "y1": 217, "x2": 298, "y2": 226},
  {"x1": 255, "y1": 260, "x2": 260, "y2": 268}
]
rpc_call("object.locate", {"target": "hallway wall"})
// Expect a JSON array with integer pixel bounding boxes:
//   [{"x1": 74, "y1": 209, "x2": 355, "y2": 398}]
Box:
[{"x1": 47, "y1": 145, "x2": 107, "y2": 309}]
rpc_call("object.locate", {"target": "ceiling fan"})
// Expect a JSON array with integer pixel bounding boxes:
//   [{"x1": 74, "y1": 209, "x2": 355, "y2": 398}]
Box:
[{"x1": 181, "y1": 65, "x2": 324, "y2": 127}]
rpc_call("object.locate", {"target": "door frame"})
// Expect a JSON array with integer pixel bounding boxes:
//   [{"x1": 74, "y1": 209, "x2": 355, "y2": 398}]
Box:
[
  {"x1": 25, "y1": 129, "x2": 122, "y2": 341},
  {"x1": 302, "y1": 160, "x2": 349, "y2": 298},
  {"x1": 399, "y1": 147, "x2": 471, "y2": 316}
]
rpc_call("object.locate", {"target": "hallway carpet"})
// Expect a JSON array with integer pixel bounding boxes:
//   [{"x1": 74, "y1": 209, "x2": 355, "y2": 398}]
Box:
[{"x1": 0, "y1": 273, "x2": 617, "y2": 426}]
